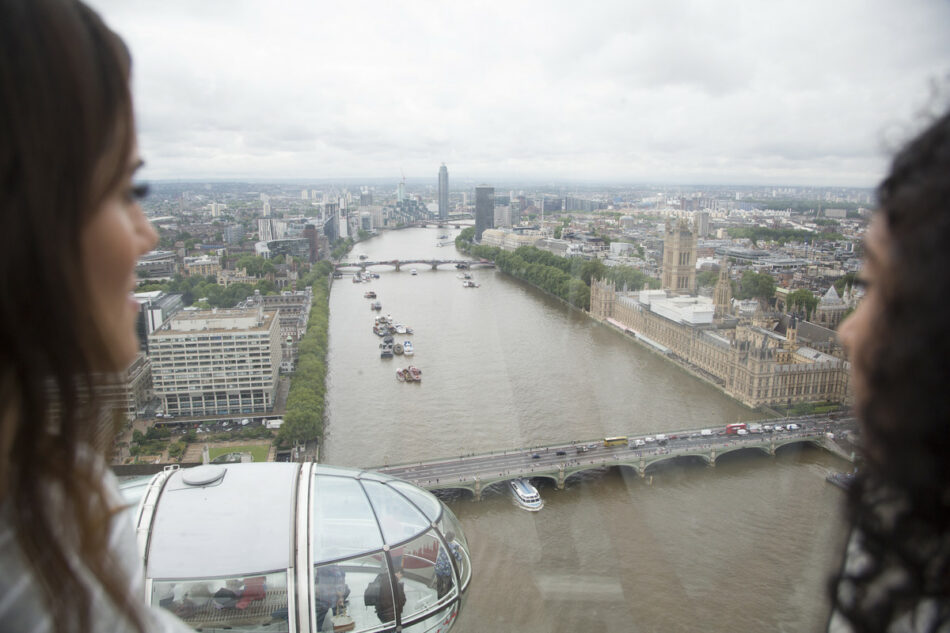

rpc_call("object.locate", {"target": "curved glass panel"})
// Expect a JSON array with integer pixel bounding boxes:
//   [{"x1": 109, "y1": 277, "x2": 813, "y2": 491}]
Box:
[
  {"x1": 389, "y1": 480, "x2": 443, "y2": 523},
  {"x1": 151, "y1": 571, "x2": 289, "y2": 632},
  {"x1": 358, "y1": 470, "x2": 395, "y2": 483},
  {"x1": 362, "y1": 479, "x2": 431, "y2": 545},
  {"x1": 438, "y1": 509, "x2": 471, "y2": 589},
  {"x1": 313, "y1": 475, "x2": 384, "y2": 564},
  {"x1": 314, "y1": 554, "x2": 392, "y2": 633},
  {"x1": 398, "y1": 531, "x2": 454, "y2": 622},
  {"x1": 401, "y1": 603, "x2": 460, "y2": 633}
]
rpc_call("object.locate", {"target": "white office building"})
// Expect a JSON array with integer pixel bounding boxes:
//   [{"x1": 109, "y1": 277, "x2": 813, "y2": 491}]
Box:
[{"x1": 148, "y1": 306, "x2": 281, "y2": 417}]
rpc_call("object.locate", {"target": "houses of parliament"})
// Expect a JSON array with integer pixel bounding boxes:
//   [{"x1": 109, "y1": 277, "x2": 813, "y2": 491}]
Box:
[{"x1": 590, "y1": 220, "x2": 852, "y2": 409}]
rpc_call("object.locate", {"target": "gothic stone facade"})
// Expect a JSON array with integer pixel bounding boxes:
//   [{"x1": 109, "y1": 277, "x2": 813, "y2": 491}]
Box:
[{"x1": 591, "y1": 280, "x2": 851, "y2": 409}]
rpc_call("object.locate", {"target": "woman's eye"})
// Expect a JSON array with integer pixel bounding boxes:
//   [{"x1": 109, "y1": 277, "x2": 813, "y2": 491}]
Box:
[{"x1": 126, "y1": 183, "x2": 150, "y2": 202}]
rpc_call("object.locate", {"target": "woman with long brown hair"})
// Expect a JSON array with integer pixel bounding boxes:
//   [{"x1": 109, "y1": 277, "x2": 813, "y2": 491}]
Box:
[
  {"x1": 832, "y1": 107, "x2": 950, "y2": 631},
  {"x1": 0, "y1": 0, "x2": 191, "y2": 630}
]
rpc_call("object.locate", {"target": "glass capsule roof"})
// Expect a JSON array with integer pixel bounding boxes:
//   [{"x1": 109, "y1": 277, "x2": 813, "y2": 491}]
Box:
[
  {"x1": 146, "y1": 463, "x2": 297, "y2": 579},
  {"x1": 134, "y1": 463, "x2": 470, "y2": 633}
]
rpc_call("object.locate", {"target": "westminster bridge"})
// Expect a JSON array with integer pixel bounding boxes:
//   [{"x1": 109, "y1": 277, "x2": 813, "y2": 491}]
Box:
[
  {"x1": 373, "y1": 415, "x2": 858, "y2": 500},
  {"x1": 336, "y1": 259, "x2": 495, "y2": 272}
]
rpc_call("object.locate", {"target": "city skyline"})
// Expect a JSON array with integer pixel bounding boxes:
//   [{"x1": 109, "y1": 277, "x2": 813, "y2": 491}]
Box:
[{"x1": 88, "y1": 1, "x2": 949, "y2": 187}]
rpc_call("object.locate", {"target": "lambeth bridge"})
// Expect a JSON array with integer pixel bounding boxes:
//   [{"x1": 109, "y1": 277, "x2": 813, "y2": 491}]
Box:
[
  {"x1": 373, "y1": 415, "x2": 857, "y2": 500},
  {"x1": 336, "y1": 259, "x2": 495, "y2": 272}
]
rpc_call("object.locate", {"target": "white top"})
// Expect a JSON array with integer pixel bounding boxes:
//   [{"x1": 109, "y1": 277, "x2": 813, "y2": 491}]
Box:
[{"x1": 0, "y1": 458, "x2": 192, "y2": 633}]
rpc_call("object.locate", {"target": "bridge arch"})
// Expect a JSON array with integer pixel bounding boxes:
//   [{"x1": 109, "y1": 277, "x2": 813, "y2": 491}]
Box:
[
  {"x1": 643, "y1": 453, "x2": 710, "y2": 475},
  {"x1": 364, "y1": 262, "x2": 397, "y2": 272},
  {"x1": 713, "y1": 445, "x2": 772, "y2": 464},
  {"x1": 430, "y1": 486, "x2": 477, "y2": 501},
  {"x1": 773, "y1": 438, "x2": 825, "y2": 455}
]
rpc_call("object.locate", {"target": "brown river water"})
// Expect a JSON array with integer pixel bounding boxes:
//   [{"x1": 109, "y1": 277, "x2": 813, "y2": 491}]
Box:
[{"x1": 323, "y1": 227, "x2": 849, "y2": 632}]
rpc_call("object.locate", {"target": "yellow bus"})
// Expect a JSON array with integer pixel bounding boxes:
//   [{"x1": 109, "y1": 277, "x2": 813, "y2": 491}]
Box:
[{"x1": 603, "y1": 436, "x2": 628, "y2": 447}]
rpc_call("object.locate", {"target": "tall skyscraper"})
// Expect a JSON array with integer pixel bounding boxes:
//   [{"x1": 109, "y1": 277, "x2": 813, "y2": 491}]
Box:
[
  {"x1": 438, "y1": 164, "x2": 449, "y2": 221},
  {"x1": 474, "y1": 185, "x2": 494, "y2": 242},
  {"x1": 697, "y1": 211, "x2": 710, "y2": 238}
]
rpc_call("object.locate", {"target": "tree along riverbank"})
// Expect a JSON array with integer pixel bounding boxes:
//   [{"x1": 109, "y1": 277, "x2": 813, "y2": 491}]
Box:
[
  {"x1": 455, "y1": 227, "x2": 659, "y2": 310},
  {"x1": 278, "y1": 260, "x2": 333, "y2": 447}
]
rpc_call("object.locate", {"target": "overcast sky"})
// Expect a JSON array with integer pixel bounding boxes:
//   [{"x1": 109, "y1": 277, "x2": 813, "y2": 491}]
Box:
[{"x1": 87, "y1": 0, "x2": 949, "y2": 187}]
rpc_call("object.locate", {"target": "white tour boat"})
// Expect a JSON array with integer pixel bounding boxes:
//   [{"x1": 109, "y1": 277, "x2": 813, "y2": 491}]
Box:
[
  {"x1": 402, "y1": 340, "x2": 414, "y2": 356},
  {"x1": 510, "y1": 479, "x2": 543, "y2": 511}
]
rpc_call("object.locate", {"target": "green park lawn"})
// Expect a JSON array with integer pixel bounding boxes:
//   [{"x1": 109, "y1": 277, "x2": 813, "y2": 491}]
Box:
[{"x1": 208, "y1": 444, "x2": 270, "y2": 463}]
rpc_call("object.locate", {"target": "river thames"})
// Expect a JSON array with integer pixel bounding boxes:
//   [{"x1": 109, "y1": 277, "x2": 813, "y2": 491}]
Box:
[{"x1": 323, "y1": 227, "x2": 849, "y2": 632}]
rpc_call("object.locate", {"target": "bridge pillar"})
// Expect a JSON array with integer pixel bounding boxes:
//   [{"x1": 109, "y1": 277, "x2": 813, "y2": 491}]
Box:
[
  {"x1": 394, "y1": 261, "x2": 400, "y2": 272},
  {"x1": 638, "y1": 458, "x2": 646, "y2": 477},
  {"x1": 557, "y1": 465, "x2": 565, "y2": 490},
  {"x1": 769, "y1": 441, "x2": 776, "y2": 457},
  {"x1": 708, "y1": 449, "x2": 716, "y2": 467},
  {"x1": 473, "y1": 477, "x2": 481, "y2": 501},
  {"x1": 431, "y1": 262, "x2": 438, "y2": 271}
]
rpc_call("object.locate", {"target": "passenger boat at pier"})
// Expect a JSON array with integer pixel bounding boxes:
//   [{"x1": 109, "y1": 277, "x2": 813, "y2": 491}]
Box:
[
  {"x1": 510, "y1": 479, "x2": 543, "y2": 511},
  {"x1": 402, "y1": 340, "x2": 414, "y2": 356},
  {"x1": 462, "y1": 280, "x2": 480, "y2": 288},
  {"x1": 364, "y1": 291, "x2": 376, "y2": 299},
  {"x1": 371, "y1": 301, "x2": 382, "y2": 311},
  {"x1": 380, "y1": 343, "x2": 394, "y2": 358}
]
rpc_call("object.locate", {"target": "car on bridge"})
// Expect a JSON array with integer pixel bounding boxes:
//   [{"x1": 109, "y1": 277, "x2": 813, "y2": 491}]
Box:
[
  {"x1": 555, "y1": 450, "x2": 566, "y2": 456},
  {"x1": 531, "y1": 453, "x2": 541, "y2": 459}
]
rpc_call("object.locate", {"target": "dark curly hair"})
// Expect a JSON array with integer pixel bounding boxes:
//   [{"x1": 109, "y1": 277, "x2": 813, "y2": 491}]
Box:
[{"x1": 830, "y1": 108, "x2": 950, "y2": 631}]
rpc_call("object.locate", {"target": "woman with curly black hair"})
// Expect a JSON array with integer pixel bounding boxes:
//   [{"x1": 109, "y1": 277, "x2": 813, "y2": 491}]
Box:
[{"x1": 831, "y1": 107, "x2": 950, "y2": 632}]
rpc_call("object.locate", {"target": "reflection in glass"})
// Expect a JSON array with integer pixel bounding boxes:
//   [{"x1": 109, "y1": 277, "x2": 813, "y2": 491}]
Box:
[
  {"x1": 151, "y1": 571, "x2": 288, "y2": 632},
  {"x1": 398, "y1": 531, "x2": 445, "y2": 621}
]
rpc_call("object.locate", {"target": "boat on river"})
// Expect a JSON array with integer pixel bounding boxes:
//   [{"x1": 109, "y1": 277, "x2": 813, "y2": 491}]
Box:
[
  {"x1": 462, "y1": 280, "x2": 480, "y2": 288},
  {"x1": 394, "y1": 324, "x2": 407, "y2": 334},
  {"x1": 371, "y1": 301, "x2": 382, "y2": 311},
  {"x1": 402, "y1": 340, "x2": 414, "y2": 356},
  {"x1": 364, "y1": 291, "x2": 376, "y2": 299},
  {"x1": 393, "y1": 343, "x2": 404, "y2": 355},
  {"x1": 410, "y1": 268, "x2": 418, "y2": 275},
  {"x1": 826, "y1": 471, "x2": 856, "y2": 491},
  {"x1": 380, "y1": 343, "x2": 394, "y2": 358},
  {"x1": 510, "y1": 479, "x2": 543, "y2": 511}
]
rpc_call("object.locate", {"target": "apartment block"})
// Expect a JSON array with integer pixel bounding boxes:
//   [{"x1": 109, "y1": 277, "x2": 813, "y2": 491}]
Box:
[{"x1": 149, "y1": 306, "x2": 281, "y2": 417}]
